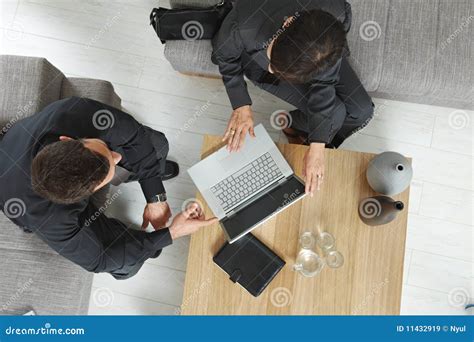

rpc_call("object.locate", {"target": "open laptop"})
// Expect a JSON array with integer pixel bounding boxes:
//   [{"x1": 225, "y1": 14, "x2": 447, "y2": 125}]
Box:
[{"x1": 188, "y1": 124, "x2": 306, "y2": 243}]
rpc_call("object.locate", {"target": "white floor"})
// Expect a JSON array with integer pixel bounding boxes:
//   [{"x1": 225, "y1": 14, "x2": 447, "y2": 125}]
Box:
[{"x1": 1, "y1": 0, "x2": 472, "y2": 316}]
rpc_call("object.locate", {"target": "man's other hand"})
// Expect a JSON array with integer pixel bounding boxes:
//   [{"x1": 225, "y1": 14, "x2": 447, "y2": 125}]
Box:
[{"x1": 169, "y1": 202, "x2": 218, "y2": 240}]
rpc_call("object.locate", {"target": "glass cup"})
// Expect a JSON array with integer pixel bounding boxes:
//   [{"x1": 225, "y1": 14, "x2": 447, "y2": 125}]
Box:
[
  {"x1": 316, "y1": 231, "x2": 344, "y2": 268},
  {"x1": 293, "y1": 249, "x2": 324, "y2": 277},
  {"x1": 293, "y1": 232, "x2": 324, "y2": 277},
  {"x1": 299, "y1": 231, "x2": 316, "y2": 250},
  {"x1": 316, "y1": 231, "x2": 335, "y2": 251},
  {"x1": 325, "y1": 250, "x2": 344, "y2": 268}
]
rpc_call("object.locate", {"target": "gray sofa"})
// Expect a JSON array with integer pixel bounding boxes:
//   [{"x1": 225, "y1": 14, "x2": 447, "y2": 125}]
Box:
[
  {"x1": 0, "y1": 55, "x2": 121, "y2": 315},
  {"x1": 164, "y1": 0, "x2": 473, "y2": 110}
]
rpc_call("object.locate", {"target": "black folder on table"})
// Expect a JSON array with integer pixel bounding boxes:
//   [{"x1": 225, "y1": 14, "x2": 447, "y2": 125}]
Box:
[{"x1": 213, "y1": 233, "x2": 285, "y2": 297}]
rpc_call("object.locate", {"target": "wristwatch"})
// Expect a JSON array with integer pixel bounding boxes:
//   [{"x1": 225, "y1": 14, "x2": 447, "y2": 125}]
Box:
[{"x1": 148, "y1": 192, "x2": 167, "y2": 203}]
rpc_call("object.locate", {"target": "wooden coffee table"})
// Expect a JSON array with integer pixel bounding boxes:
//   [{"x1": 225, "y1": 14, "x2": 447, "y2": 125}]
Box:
[{"x1": 180, "y1": 135, "x2": 410, "y2": 315}]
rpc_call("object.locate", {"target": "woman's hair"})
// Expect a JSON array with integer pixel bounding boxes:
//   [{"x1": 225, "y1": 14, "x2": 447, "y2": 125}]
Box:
[
  {"x1": 31, "y1": 140, "x2": 110, "y2": 204},
  {"x1": 270, "y1": 9, "x2": 347, "y2": 84}
]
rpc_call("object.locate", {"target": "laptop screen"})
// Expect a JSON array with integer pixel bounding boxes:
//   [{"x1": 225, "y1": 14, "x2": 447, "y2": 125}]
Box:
[{"x1": 221, "y1": 176, "x2": 305, "y2": 243}]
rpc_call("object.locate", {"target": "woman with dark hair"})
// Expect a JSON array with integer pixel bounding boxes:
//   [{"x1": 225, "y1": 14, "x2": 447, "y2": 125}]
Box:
[{"x1": 212, "y1": 0, "x2": 374, "y2": 195}]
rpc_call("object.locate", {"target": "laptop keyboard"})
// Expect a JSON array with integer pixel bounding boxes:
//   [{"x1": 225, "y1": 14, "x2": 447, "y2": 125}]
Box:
[{"x1": 210, "y1": 152, "x2": 283, "y2": 212}]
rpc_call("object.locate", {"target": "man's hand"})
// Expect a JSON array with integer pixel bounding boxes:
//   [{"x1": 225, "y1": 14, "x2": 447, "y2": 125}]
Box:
[
  {"x1": 303, "y1": 143, "x2": 325, "y2": 197},
  {"x1": 142, "y1": 202, "x2": 171, "y2": 230},
  {"x1": 223, "y1": 105, "x2": 255, "y2": 152},
  {"x1": 169, "y1": 202, "x2": 218, "y2": 240}
]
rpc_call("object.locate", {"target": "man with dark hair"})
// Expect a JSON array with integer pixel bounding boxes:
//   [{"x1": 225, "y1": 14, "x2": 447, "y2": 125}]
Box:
[
  {"x1": 31, "y1": 139, "x2": 112, "y2": 204},
  {"x1": 0, "y1": 97, "x2": 217, "y2": 279},
  {"x1": 212, "y1": 0, "x2": 374, "y2": 196}
]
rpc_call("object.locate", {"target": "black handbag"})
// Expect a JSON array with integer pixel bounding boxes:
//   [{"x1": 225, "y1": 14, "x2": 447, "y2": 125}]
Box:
[{"x1": 149, "y1": 1, "x2": 233, "y2": 44}]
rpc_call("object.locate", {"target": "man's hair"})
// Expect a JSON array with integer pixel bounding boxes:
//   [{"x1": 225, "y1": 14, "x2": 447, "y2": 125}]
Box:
[
  {"x1": 31, "y1": 140, "x2": 110, "y2": 204},
  {"x1": 270, "y1": 9, "x2": 347, "y2": 84}
]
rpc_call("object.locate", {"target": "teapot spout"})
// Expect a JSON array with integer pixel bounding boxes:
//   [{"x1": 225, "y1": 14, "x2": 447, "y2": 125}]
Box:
[{"x1": 395, "y1": 201, "x2": 404, "y2": 211}]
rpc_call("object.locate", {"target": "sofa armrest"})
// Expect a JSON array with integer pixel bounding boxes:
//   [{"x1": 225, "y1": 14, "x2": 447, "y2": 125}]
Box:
[
  {"x1": 163, "y1": 0, "x2": 224, "y2": 77},
  {"x1": 60, "y1": 78, "x2": 122, "y2": 109},
  {"x1": 164, "y1": 40, "x2": 220, "y2": 77},
  {"x1": 0, "y1": 55, "x2": 64, "y2": 129}
]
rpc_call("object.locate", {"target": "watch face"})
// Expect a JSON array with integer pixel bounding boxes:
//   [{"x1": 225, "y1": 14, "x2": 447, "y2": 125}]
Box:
[{"x1": 149, "y1": 193, "x2": 167, "y2": 203}]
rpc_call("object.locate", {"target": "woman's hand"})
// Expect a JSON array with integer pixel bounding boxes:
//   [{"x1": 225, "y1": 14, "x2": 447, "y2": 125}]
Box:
[
  {"x1": 303, "y1": 143, "x2": 325, "y2": 197},
  {"x1": 223, "y1": 105, "x2": 255, "y2": 152}
]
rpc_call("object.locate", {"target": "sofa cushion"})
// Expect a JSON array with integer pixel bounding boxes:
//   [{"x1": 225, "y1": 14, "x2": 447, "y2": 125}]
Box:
[
  {"x1": 0, "y1": 213, "x2": 55, "y2": 255},
  {"x1": 429, "y1": 0, "x2": 473, "y2": 104},
  {"x1": 164, "y1": 0, "x2": 229, "y2": 77},
  {"x1": 346, "y1": 0, "x2": 390, "y2": 92},
  {"x1": 370, "y1": 0, "x2": 473, "y2": 109},
  {"x1": 0, "y1": 248, "x2": 93, "y2": 315},
  {"x1": 0, "y1": 55, "x2": 64, "y2": 131},
  {"x1": 60, "y1": 78, "x2": 122, "y2": 109},
  {"x1": 377, "y1": 0, "x2": 439, "y2": 96},
  {"x1": 164, "y1": 40, "x2": 219, "y2": 76}
]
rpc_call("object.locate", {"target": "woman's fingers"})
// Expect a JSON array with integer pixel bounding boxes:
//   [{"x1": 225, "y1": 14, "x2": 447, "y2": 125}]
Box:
[
  {"x1": 305, "y1": 171, "x2": 312, "y2": 195},
  {"x1": 305, "y1": 167, "x2": 324, "y2": 196},
  {"x1": 316, "y1": 172, "x2": 323, "y2": 191},
  {"x1": 230, "y1": 127, "x2": 243, "y2": 152},
  {"x1": 310, "y1": 171, "x2": 318, "y2": 197},
  {"x1": 223, "y1": 120, "x2": 232, "y2": 142},
  {"x1": 223, "y1": 118, "x2": 237, "y2": 144},
  {"x1": 249, "y1": 125, "x2": 256, "y2": 138},
  {"x1": 226, "y1": 128, "x2": 236, "y2": 151},
  {"x1": 236, "y1": 127, "x2": 249, "y2": 151}
]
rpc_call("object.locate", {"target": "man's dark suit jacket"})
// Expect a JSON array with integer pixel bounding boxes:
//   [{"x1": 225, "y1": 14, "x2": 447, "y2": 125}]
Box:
[
  {"x1": 0, "y1": 97, "x2": 172, "y2": 277},
  {"x1": 212, "y1": 0, "x2": 352, "y2": 143}
]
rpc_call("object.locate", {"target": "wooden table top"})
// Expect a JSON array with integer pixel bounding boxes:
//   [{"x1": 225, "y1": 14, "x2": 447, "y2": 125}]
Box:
[{"x1": 180, "y1": 135, "x2": 410, "y2": 315}]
